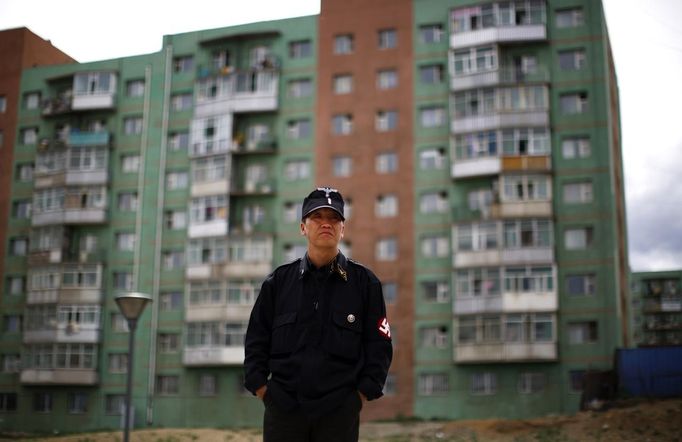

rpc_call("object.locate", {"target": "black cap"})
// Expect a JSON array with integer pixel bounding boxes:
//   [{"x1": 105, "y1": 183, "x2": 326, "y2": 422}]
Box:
[{"x1": 301, "y1": 187, "x2": 345, "y2": 221}]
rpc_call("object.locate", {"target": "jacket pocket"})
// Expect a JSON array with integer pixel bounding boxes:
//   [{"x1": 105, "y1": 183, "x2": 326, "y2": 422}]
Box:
[
  {"x1": 326, "y1": 310, "x2": 362, "y2": 360},
  {"x1": 270, "y1": 312, "x2": 297, "y2": 356}
]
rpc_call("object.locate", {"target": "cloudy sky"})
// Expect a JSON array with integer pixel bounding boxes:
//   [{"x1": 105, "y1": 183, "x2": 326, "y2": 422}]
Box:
[{"x1": 1, "y1": 0, "x2": 681, "y2": 272}]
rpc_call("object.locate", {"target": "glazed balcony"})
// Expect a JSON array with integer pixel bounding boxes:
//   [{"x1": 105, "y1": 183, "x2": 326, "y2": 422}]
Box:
[
  {"x1": 455, "y1": 341, "x2": 557, "y2": 363},
  {"x1": 23, "y1": 323, "x2": 100, "y2": 344},
  {"x1": 450, "y1": 24, "x2": 546, "y2": 50},
  {"x1": 453, "y1": 246, "x2": 553, "y2": 268},
  {"x1": 185, "y1": 303, "x2": 252, "y2": 323},
  {"x1": 230, "y1": 179, "x2": 276, "y2": 196},
  {"x1": 71, "y1": 71, "x2": 117, "y2": 110},
  {"x1": 31, "y1": 187, "x2": 108, "y2": 227},
  {"x1": 451, "y1": 110, "x2": 548, "y2": 135},
  {"x1": 26, "y1": 264, "x2": 103, "y2": 304},
  {"x1": 450, "y1": 66, "x2": 549, "y2": 92},
  {"x1": 28, "y1": 247, "x2": 106, "y2": 266},
  {"x1": 183, "y1": 320, "x2": 247, "y2": 366},
  {"x1": 188, "y1": 218, "x2": 229, "y2": 239},
  {"x1": 183, "y1": 345, "x2": 245, "y2": 366},
  {"x1": 194, "y1": 68, "x2": 279, "y2": 118},
  {"x1": 186, "y1": 237, "x2": 272, "y2": 280},
  {"x1": 20, "y1": 368, "x2": 98, "y2": 385}
]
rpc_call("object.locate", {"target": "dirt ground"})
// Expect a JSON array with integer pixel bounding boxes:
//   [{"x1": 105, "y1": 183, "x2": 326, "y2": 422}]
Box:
[{"x1": 4, "y1": 398, "x2": 682, "y2": 441}]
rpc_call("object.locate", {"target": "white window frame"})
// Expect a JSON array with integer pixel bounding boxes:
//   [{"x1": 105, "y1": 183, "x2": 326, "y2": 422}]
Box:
[
  {"x1": 375, "y1": 194, "x2": 398, "y2": 218},
  {"x1": 376, "y1": 237, "x2": 398, "y2": 261},
  {"x1": 332, "y1": 114, "x2": 353, "y2": 135},
  {"x1": 333, "y1": 74, "x2": 353, "y2": 94},
  {"x1": 376, "y1": 110, "x2": 398, "y2": 132},
  {"x1": 375, "y1": 151, "x2": 398, "y2": 174},
  {"x1": 334, "y1": 34, "x2": 354, "y2": 54},
  {"x1": 563, "y1": 181, "x2": 593, "y2": 204},
  {"x1": 377, "y1": 69, "x2": 398, "y2": 90}
]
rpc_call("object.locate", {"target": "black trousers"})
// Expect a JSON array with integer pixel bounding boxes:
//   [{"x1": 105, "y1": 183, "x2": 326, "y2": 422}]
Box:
[{"x1": 263, "y1": 391, "x2": 362, "y2": 442}]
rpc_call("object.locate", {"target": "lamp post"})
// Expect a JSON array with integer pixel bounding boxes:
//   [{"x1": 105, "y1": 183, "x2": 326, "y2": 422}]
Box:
[{"x1": 115, "y1": 292, "x2": 152, "y2": 442}]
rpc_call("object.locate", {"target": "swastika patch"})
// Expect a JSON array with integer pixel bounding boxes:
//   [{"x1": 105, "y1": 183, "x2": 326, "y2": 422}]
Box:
[{"x1": 378, "y1": 317, "x2": 391, "y2": 339}]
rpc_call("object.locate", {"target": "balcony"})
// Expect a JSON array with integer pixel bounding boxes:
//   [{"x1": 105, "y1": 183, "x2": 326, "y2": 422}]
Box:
[
  {"x1": 188, "y1": 219, "x2": 229, "y2": 239},
  {"x1": 453, "y1": 246, "x2": 553, "y2": 268},
  {"x1": 23, "y1": 324, "x2": 100, "y2": 344},
  {"x1": 194, "y1": 69, "x2": 279, "y2": 118},
  {"x1": 185, "y1": 303, "x2": 253, "y2": 322},
  {"x1": 454, "y1": 341, "x2": 557, "y2": 363},
  {"x1": 643, "y1": 298, "x2": 682, "y2": 313},
  {"x1": 20, "y1": 368, "x2": 98, "y2": 385},
  {"x1": 452, "y1": 156, "x2": 501, "y2": 179},
  {"x1": 230, "y1": 180, "x2": 276, "y2": 197},
  {"x1": 490, "y1": 200, "x2": 552, "y2": 218},
  {"x1": 450, "y1": 24, "x2": 546, "y2": 50},
  {"x1": 67, "y1": 131, "x2": 110, "y2": 146},
  {"x1": 451, "y1": 110, "x2": 548, "y2": 134},
  {"x1": 451, "y1": 66, "x2": 549, "y2": 92},
  {"x1": 42, "y1": 94, "x2": 73, "y2": 116},
  {"x1": 26, "y1": 265, "x2": 103, "y2": 304},
  {"x1": 454, "y1": 288, "x2": 557, "y2": 315},
  {"x1": 186, "y1": 237, "x2": 273, "y2": 279},
  {"x1": 231, "y1": 137, "x2": 277, "y2": 155},
  {"x1": 191, "y1": 179, "x2": 230, "y2": 198},
  {"x1": 190, "y1": 138, "x2": 233, "y2": 158},
  {"x1": 183, "y1": 345, "x2": 245, "y2": 366},
  {"x1": 32, "y1": 207, "x2": 108, "y2": 227}
]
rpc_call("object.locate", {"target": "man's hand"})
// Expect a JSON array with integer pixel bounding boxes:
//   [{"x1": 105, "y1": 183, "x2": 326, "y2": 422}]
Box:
[{"x1": 256, "y1": 385, "x2": 267, "y2": 400}]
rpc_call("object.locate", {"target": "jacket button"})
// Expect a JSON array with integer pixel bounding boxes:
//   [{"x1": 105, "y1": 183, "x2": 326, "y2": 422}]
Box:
[{"x1": 347, "y1": 314, "x2": 355, "y2": 323}]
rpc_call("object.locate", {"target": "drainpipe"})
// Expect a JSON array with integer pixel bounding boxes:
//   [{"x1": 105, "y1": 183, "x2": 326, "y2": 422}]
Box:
[{"x1": 146, "y1": 45, "x2": 173, "y2": 425}]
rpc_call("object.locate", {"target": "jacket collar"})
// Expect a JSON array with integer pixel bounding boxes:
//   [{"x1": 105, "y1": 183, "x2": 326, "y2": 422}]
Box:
[{"x1": 299, "y1": 251, "x2": 348, "y2": 282}]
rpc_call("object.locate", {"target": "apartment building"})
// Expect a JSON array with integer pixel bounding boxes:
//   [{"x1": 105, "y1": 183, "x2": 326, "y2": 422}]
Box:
[
  {"x1": 630, "y1": 271, "x2": 682, "y2": 347},
  {"x1": 0, "y1": 0, "x2": 628, "y2": 432}
]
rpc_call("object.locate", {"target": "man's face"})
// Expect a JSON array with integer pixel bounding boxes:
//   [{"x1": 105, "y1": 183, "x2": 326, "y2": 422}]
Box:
[{"x1": 301, "y1": 208, "x2": 345, "y2": 250}]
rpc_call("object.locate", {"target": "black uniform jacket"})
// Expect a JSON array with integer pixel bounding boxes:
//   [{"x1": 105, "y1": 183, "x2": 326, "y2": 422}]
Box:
[{"x1": 244, "y1": 252, "x2": 392, "y2": 417}]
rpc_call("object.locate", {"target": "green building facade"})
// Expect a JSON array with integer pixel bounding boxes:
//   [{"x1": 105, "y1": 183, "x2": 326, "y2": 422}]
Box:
[{"x1": 0, "y1": 0, "x2": 630, "y2": 433}]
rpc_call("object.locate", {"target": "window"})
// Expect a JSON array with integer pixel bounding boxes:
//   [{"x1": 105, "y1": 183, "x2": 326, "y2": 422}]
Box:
[
  {"x1": 169, "y1": 131, "x2": 189, "y2": 151},
  {"x1": 471, "y1": 373, "x2": 497, "y2": 395},
  {"x1": 199, "y1": 374, "x2": 218, "y2": 396},
  {"x1": 283, "y1": 160, "x2": 311, "y2": 181},
  {"x1": 105, "y1": 394, "x2": 125, "y2": 415},
  {"x1": 563, "y1": 181, "x2": 593, "y2": 204},
  {"x1": 562, "y1": 136, "x2": 591, "y2": 159},
  {"x1": 422, "y1": 281, "x2": 449, "y2": 303},
  {"x1": 1, "y1": 354, "x2": 21, "y2": 373},
  {"x1": 420, "y1": 326, "x2": 448, "y2": 348},
  {"x1": 159, "y1": 333, "x2": 180, "y2": 352},
  {"x1": 166, "y1": 171, "x2": 189, "y2": 190},
  {"x1": 0, "y1": 393, "x2": 17, "y2": 411},
  {"x1": 455, "y1": 268, "x2": 501, "y2": 297},
  {"x1": 518, "y1": 373, "x2": 546, "y2": 394},
  {"x1": 333, "y1": 74, "x2": 353, "y2": 94},
  {"x1": 451, "y1": 46, "x2": 497, "y2": 75},
  {"x1": 126, "y1": 79, "x2": 145, "y2": 97},
  {"x1": 503, "y1": 219, "x2": 552, "y2": 249},
  {"x1": 421, "y1": 235, "x2": 449, "y2": 258},
  {"x1": 377, "y1": 69, "x2": 398, "y2": 90},
  {"x1": 9, "y1": 237, "x2": 28, "y2": 256},
  {"x1": 115, "y1": 232, "x2": 135, "y2": 251},
  {"x1": 121, "y1": 154, "x2": 140, "y2": 173},
  {"x1": 163, "y1": 250, "x2": 184, "y2": 270},
  {"x1": 376, "y1": 151, "x2": 398, "y2": 174},
  {"x1": 0, "y1": 95, "x2": 6, "y2": 112},
  {"x1": 501, "y1": 175, "x2": 550, "y2": 202},
  {"x1": 33, "y1": 392, "x2": 52, "y2": 413},
  {"x1": 556, "y1": 7, "x2": 584, "y2": 28},
  {"x1": 283, "y1": 202, "x2": 303, "y2": 223},
  {"x1": 287, "y1": 119, "x2": 311, "y2": 139},
  {"x1": 452, "y1": 2, "x2": 546, "y2": 32},
  {"x1": 160, "y1": 291, "x2": 183, "y2": 311},
  {"x1": 565, "y1": 227, "x2": 593, "y2": 250},
  {"x1": 173, "y1": 55, "x2": 194, "y2": 73},
  {"x1": 378, "y1": 28, "x2": 397, "y2": 49},
  {"x1": 288, "y1": 78, "x2": 313, "y2": 98},
  {"x1": 559, "y1": 49, "x2": 586, "y2": 71},
  {"x1": 15, "y1": 163, "x2": 34, "y2": 181},
  {"x1": 108, "y1": 353, "x2": 128, "y2": 373},
  {"x1": 123, "y1": 116, "x2": 143, "y2": 135},
  {"x1": 171, "y1": 93, "x2": 192, "y2": 111},
  {"x1": 289, "y1": 39, "x2": 312, "y2": 58},
  {"x1": 74, "y1": 72, "x2": 115, "y2": 95},
  {"x1": 560, "y1": 92, "x2": 588, "y2": 114},
  {"x1": 375, "y1": 194, "x2": 398, "y2": 218},
  {"x1": 21, "y1": 127, "x2": 38, "y2": 145},
  {"x1": 419, "y1": 64, "x2": 445, "y2": 84},
  {"x1": 332, "y1": 114, "x2": 353, "y2": 135},
  {"x1": 113, "y1": 272, "x2": 133, "y2": 291},
  {"x1": 568, "y1": 321, "x2": 598, "y2": 344},
  {"x1": 376, "y1": 237, "x2": 398, "y2": 261},
  {"x1": 420, "y1": 148, "x2": 446, "y2": 170},
  {"x1": 420, "y1": 191, "x2": 448, "y2": 213},
  {"x1": 24, "y1": 92, "x2": 41, "y2": 109},
  {"x1": 383, "y1": 282, "x2": 397, "y2": 304},
  {"x1": 566, "y1": 274, "x2": 596, "y2": 296},
  {"x1": 501, "y1": 127, "x2": 551, "y2": 155},
  {"x1": 67, "y1": 393, "x2": 88, "y2": 414},
  {"x1": 334, "y1": 34, "x2": 354, "y2": 54},
  {"x1": 418, "y1": 373, "x2": 449, "y2": 395},
  {"x1": 375, "y1": 110, "x2": 398, "y2": 132},
  {"x1": 419, "y1": 23, "x2": 443, "y2": 43},
  {"x1": 12, "y1": 200, "x2": 31, "y2": 219},
  {"x1": 190, "y1": 195, "x2": 228, "y2": 223},
  {"x1": 6, "y1": 276, "x2": 25, "y2": 296},
  {"x1": 164, "y1": 209, "x2": 187, "y2": 229},
  {"x1": 420, "y1": 106, "x2": 446, "y2": 128},
  {"x1": 117, "y1": 192, "x2": 138, "y2": 211},
  {"x1": 332, "y1": 156, "x2": 353, "y2": 177}
]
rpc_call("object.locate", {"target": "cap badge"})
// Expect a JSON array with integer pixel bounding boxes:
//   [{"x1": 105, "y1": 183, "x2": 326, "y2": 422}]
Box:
[
  {"x1": 347, "y1": 314, "x2": 356, "y2": 323},
  {"x1": 317, "y1": 186, "x2": 338, "y2": 205}
]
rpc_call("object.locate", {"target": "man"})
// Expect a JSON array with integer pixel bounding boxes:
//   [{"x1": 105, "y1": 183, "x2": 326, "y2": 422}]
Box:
[{"x1": 244, "y1": 187, "x2": 393, "y2": 442}]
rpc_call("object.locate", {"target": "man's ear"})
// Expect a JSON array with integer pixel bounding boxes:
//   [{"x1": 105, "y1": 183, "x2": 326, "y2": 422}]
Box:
[{"x1": 300, "y1": 221, "x2": 307, "y2": 236}]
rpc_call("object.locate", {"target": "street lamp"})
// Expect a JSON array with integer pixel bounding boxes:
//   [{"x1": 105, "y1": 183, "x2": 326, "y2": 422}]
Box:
[{"x1": 115, "y1": 292, "x2": 152, "y2": 442}]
